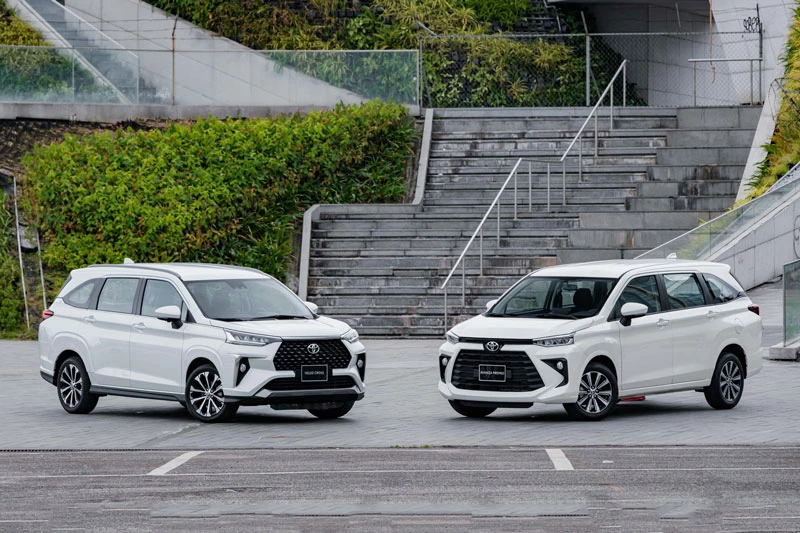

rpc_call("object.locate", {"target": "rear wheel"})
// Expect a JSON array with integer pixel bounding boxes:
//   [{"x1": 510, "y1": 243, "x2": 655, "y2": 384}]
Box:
[
  {"x1": 308, "y1": 401, "x2": 355, "y2": 419},
  {"x1": 563, "y1": 362, "x2": 618, "y2": 421},
  {"x1": 704, "y1": 352, "x2": 744, "y2": 409},
  {"x1": 448, "y1": 400, "x2": 496, "y2": 418},
  {"x1": 185, "y1": 364, "x2": 238, "y2": 423},
  {"x1": 57, "y1": 356, "x2": 99, "y2": 414}
]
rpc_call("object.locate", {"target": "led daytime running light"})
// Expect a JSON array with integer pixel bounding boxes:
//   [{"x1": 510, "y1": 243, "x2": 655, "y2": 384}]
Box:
[{"x1": 532, "y1": 335, "x2": 574, "y2": 347}]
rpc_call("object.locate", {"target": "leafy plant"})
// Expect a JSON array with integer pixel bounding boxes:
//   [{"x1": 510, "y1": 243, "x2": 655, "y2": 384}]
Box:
[{"x1": 21, "y1": 101, "x2": 417, "y2": 282}]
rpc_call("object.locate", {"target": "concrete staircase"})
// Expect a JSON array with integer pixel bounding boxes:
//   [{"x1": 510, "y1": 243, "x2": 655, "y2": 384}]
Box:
[{"x1": 306, "y1": 106, "x2": 760, "y2": 336}]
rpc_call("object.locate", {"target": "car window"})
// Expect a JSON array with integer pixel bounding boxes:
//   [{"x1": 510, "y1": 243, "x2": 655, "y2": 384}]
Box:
[
  {"x1": 63, "y1": 279, "x2": 99, "y2": 309},
  {"x1": 141, "y1": 280, "x2": 184, "y2": 318},
  {"x1": 96, "y1": 278, "x2": 139, "y2": 314},
  {"x1": 487, "y1": 277, "x2": 616, "y2": 319},
  {"x1": 663, "y1": 273, "x2": 706, "y2": 309},
  {"x1": 704, "y1": 274, "x2": 742, "y2": 304},
  {"x1": 615, "y1": 275, "x2": 662, "y2": 316}
]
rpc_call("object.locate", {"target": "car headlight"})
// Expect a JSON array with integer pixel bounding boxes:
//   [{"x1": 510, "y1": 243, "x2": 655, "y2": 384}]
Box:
[
  {"x1": 446, "y1": 331, "x2": 459, "y2": 344},
  {"x1": 225, "y1": 330, "x2": 280, "y2": 346},
  {"x1": 532, "y1": 335, "x2": 574, "y2": 347},
  {"x1": 340, "y1": 328, "x2": 359, "y2": 344}
]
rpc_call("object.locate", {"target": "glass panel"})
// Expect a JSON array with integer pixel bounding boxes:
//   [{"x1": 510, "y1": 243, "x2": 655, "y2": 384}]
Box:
[
  {"x1": 784, "y1": 260, "x2": 800, "y2": 346},
  {"x1": 663, "y1": 273, "x2": 705, "y2": 309},
  {"x1": 64, "y1": 280, "x2": 97, "y2": 309},
  {"x1": 704, "y1": 274, "x2": 741, "y2": 304},
  {"x1": 185, "y1": 278, "x2": 313, "y2": 321},
  {"x1": 97, "y1": 278, "x2": 139, "y2": 314},
  {"x1": 141, "y1": 280, "x2": 183, "y2": 318},
  {"x1": 616, "y1": 275, "x2": 661, "y2": 315},
  {"x1": 488, "y1": 276, "x2": 616, "y2": 319}
]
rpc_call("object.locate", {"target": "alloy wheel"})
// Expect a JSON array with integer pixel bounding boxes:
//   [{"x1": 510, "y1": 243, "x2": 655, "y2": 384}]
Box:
[
  {"x1": 188, "y1": 370, "x2": 224, "y2": 418},
  {"x1": 59, "y1": 363, "x2": 83, "y2": 409},
  {"x1": 577, "y1": 370, "x2": 613, "y2": 414},
  {"x1": 719, "y1": 360, "x2": 742, "y2": 403}
]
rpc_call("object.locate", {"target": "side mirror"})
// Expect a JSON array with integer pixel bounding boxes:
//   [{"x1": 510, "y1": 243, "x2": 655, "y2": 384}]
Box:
[
  {"x1": 485, "y1": 299, "x2": 498, "y2": 311},
  {"x1": 305, "y1": 301, "x2": 319, "y2": 315},
  {"x1": 154, "y1": 305, "x2": 183, "y2": 329},
  {"x1": 619, "y1": 302, "x2": 648, "y2": 326}
]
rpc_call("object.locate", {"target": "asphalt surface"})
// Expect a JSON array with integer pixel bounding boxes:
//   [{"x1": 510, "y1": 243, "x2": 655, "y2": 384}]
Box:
[{"x1": 0, "y1": 280, "x2": 796, "y2": 531}]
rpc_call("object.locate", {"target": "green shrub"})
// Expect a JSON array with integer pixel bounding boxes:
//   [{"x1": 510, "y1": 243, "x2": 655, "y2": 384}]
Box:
[
  {"x1": 747, "y1": 4, "x2": 800, "y2": 200},
  {"x1": 21, "y1": 101, "x2": 417, "y2": 281}
]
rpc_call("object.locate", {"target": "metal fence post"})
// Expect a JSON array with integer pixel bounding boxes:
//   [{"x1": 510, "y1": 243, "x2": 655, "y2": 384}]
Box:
[
  {"x1": 514, "y1": 166, "x2": 518, "y2": 220},
  {"x1": 610, "y1": 82, "x2": 614, "y2": 131},
  {"x1": 461, "y1": 259, "x2": 465, "y2": 306},
  {"x1": 443, "y1": 288, "x2": 448, "y2": 333},
  {"x1": 594, "y1": 114, "x2": 598, "y2": 157},
  {"x1": 623, "y1": 60, "x2": 627, "y2": 106},
  {"x1": 585, "y1": 35, "x2": 591, "y2": 106},
  {"x1": 496, "y1": 197, "x2": 501, "y2": 246},
  {"x1": 579, "y1": 135, "x2": 583, "y2": 181},
  {"x1": 547, "y1": 163, "x2": 551, "y2": 212},
  {"x1": 562, "y1": 161, "x2": 566, "y2": 206},
  {"x1": 479, "y1": 226, "x2": 483, "y2": 275},
  {"x1": 528, "y1": 161, "x2": 532, "y2": 212},
  {"x1": 693, "y1": 61, "x2": 697, "y2": 107}
]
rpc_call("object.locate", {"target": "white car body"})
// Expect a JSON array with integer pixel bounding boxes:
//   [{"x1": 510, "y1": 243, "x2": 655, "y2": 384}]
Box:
[
  {"x1": 438, "y1": 259, "x2": 763, "y2": 420},
  {"x1": 39, "y1": 263, "x2": 366, "y2": 422}
]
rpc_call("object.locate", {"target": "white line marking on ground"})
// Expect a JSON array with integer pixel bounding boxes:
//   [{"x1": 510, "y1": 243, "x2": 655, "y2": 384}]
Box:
[
  {"x1": 546, "y1": 448, "x2": 574, "y2": 471},
  {"x1": 147, "y1": 451, "x2": 204, "y2": 476}
]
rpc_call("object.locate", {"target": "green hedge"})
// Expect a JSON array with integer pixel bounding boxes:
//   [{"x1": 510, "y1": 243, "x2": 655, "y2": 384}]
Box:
[{"x1": 21, "y1": 101, "x2": 416, "y2": 285}]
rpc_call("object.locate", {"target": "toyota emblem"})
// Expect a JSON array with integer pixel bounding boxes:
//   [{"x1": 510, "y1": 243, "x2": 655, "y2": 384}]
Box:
[
  {"x1": 307, "y1": 343, "x2": 320, "y2": 355},
  {"x1": 485, "y1": 341, "x2": 500, "y2": 352}
]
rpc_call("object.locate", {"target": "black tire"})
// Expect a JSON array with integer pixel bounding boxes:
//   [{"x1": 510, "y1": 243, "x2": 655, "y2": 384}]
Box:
[
  {"x1": 308, "y1": 401, "x2": 355, "y2": 419},
  {"x1": 448, "y1": 400, "x2": 496, "y2": 418},
  {"x1": 57, "y1": 356, "x2": 99, "y2": 414},
  {"x1": 563, "y1": 362, "x2": 618, "y2": 421},
  {"x1": 704, "y1": 352, "x2": 744, "y2": 410},
  {"x1": 185, "y1": 364, "x2": 238, "y2": 423}
]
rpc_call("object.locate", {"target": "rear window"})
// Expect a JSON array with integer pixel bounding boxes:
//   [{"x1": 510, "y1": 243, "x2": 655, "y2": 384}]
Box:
[{"x1": 63, "y1": 279, "x2": 100, "y2": 309}]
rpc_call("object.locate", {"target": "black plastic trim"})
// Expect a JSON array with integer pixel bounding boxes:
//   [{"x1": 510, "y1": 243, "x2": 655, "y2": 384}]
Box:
[
  {"x1": 459, "y1": 400, "x2": 533, "y2": 409},
  {"x1": 90, "y1": 386, "x2": 183, "y2": 403},
  {"x1": 229, "y1": 389, "x2": 363, "y2": 406},
  {"x1": 40, "y1": 370, "x2": 55, "y2": 385}
]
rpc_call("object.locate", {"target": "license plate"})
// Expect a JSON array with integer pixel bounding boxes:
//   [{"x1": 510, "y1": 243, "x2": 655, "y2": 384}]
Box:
[
  {"x1": 301, "y1": 365, "x2": 328, "y2": 382},
  {"x1": 478, "y1": 364, "x2": 507, "y2": 382}
]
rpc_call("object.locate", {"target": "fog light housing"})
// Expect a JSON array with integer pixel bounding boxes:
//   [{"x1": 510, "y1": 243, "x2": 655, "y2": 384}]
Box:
[
  {"x1": 439, "y1": 356, "x2": 451, "y2": 382},
  {"x1": 543, "y1": 358, "x2": 568, "y2": 387},
  {"x1": 356, "y1": 353, "x2": 366, "y2": 381},
  {"x1": 235, "y1": 358, "x2": 250, "y2": 386}
]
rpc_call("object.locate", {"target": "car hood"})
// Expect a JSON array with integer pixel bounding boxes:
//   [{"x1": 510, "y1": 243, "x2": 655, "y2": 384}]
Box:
[
  {"x1": 451, "y1": 314, "x2": 591, "y2": 340},
  {"x1": 210, "y1": 315, "x2": 351, "y2": 339}
]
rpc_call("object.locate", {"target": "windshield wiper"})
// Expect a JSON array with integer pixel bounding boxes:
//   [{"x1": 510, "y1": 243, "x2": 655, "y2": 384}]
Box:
[
  {"x1": 249, "y1": 314, "x2": 309, "y2": 320},
  {"x1": 536, "y1": 312, "x2": 577, "y2": 320}
]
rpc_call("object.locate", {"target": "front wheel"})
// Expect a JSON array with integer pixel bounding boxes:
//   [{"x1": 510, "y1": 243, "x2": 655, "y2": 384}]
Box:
[
  {"x1": 57, "y1": 356, "x2": 99, "y2": 414},
  {"x1": 185, "y1": 364, "x2": 238, "y2": 423},
  {"x1": 704, "y1": 352, "x2": 744, "y2": 410},
  {"x1": 449, "y1": 400, "x2": 496, "y2": 418},
  {"x1": 308, "y1": 401, "x2": 355, "y2": 419},
  {"x1": 563, "y1": 362, "x2": 618, "y2": 421}
]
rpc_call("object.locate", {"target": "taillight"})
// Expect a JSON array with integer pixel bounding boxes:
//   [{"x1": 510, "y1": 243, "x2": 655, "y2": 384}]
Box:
[
  {"x1": 41, "y1": 309, "x2": 54, "y2": 321},
  {"x1": 748, "y1": 304, "x2": 760, "y2": 315}
]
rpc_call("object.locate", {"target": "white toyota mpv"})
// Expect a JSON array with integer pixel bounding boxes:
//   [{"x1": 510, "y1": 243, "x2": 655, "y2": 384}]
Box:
[
  {"x1": 438, "y1": 259, "x2": 763, "y2": 421},
  {"x1": 39, "y1": 262, "x2": 366, "y2": 422}
]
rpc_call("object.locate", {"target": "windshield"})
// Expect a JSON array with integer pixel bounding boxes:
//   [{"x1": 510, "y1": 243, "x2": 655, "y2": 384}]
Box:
[
  {"x1": 185, "y1": 278, "x2": 313, "y2": 321},
  {"x1": 487, "y1": 276, "x2": 617, "y2": 319}
]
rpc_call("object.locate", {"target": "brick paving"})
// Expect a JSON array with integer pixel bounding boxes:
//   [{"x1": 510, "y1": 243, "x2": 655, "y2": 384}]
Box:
[{"x1": 0, "y1": 282, "x2": 795, "y2": 450}]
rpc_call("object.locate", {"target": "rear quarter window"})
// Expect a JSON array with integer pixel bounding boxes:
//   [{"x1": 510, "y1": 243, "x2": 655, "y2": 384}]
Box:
[
  {"x1": 63, "y1": 279, "x2": 100, "y2": 309},
  {"x1": 704, "y1": 273, "x2": 744, "y2": 304}
]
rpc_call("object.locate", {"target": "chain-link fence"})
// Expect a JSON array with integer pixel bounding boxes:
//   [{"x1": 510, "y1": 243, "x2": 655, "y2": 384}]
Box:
[{"x1": 420, "y1": 31, "x2": 763, "y2": 108}]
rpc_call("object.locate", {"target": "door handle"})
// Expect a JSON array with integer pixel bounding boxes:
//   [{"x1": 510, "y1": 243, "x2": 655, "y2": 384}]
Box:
[
  {"x1": 132, "y1": 322, "x2": 147, "y2": 331},
  {"x1": 656, "y1": 319, "x2": 670, "y2": 328},
  {"x1": 83, "y1": 315, "x2": 95, "y2": 324},
  {"x1": 706, "y1": 310, "x2": 719, "y2": 319}
]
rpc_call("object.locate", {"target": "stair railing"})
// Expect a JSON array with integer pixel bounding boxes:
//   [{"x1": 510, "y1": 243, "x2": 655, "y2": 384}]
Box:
[{"x1": 559, "y1": 59, "x2": 627, "y2": 182}]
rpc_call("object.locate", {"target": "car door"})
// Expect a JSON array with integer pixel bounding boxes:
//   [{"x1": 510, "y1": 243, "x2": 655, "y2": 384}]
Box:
[
  {"x1": 129, "y1": 279, "x2": 186, "y2": 393},
  {"x1": 89, "y1": 277, "x2": 140, "y2": 388},
  {"x1": 665, "y1": 272, "x2": 719, "y2": 384},
  {"x1": 614, "y1": 274, "x2": 674, "y2": 391}
]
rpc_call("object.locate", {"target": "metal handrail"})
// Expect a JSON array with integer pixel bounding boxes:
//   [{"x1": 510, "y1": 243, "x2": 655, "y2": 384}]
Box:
[{"x1": 560, "y1": 59, "x2": 627, "y2": 181}]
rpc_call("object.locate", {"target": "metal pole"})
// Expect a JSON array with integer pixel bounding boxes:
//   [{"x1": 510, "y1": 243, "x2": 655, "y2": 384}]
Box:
[
  {"x1": 750, "y1": 60, "x2": 754, "y2": 105},
  {"x1": 693, "y1": 61, "x2": 697, "y2": 107},
  {"x1": 36, "y1": 230, "x2": 46, "y2": 309},
  {"x1": 579, "y1": 135, "x2": 583, "y2": 181},
  {"x1": 496, "y1": 198, "x2": 501, "y2": 246},
  {"x1": 585, "y1": 35, "x2": 591, "y2": 106},
  {"x1": 547, "y1": 163, "x2": 551, "y2": 212},
  {"x1": 479, "y1": 226, "x2": 483, "y2": 275},
  {"x1": 71, "y1": 49, "x2": 75, "y2": 102},
  {"x1": 12, "y1": 178, "x2": 29, "y2": 329},
  {"x1": 594, "y1": 114, "x2": 598, "y2": 157},
  {"x1": 443, "y1": 288, "x2": 448, "y2": 333},
  {"x1": 528, "y1": 162, "x2": 532, "y2": 212},
  {"x1": 623, "y1": 61, "x2": 627, "y2": 106},
  {"x1": 171, "y1": 15, "x2": 178, "y2": 106},
  {"x1": 562, "y1": 161, "x2": 566, "y2": 207},
  {"x1": 610, "y1": 83, "x2": 614, "y2": 131},
  {"x1": 514, "y1": 167, "x2": 518, "y2": 220},
  {"x1": 461, "y1": 259, "x2": 465, "y2": 307}
]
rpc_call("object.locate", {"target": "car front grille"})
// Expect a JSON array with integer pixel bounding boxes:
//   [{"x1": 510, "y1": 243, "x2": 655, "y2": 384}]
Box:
[
  {"x1": 264, "y1": 375, "x2": 356, "y2": 391},
  {"x1": 273, "y1": 340, "x2": 352, "y2": 371},
  {"x1": 451, "y1": 350, "x2": 544, "y2": 392}
]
